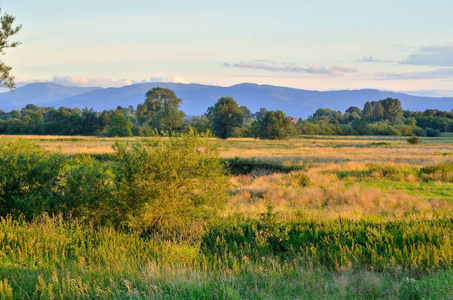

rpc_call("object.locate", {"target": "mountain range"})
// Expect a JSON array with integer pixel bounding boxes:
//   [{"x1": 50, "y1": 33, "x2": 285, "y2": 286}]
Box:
[{"x1": 0, "y1": 82, "x2": 452, "y2": 118}]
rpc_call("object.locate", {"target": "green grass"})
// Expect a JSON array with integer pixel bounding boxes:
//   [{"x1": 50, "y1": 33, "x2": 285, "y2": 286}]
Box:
[
  {"x1": 1, "y1": 135, "x2": 453, "y2": 299},
  {"x1": 363, "y1": 180, "x2": 453, "y2": 202},
  {"x1": 1, "y1": 216, "x2": 453, "y2": 299}
]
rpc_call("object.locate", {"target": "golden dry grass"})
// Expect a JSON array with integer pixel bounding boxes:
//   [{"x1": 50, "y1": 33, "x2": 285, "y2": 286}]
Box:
[
  {"x1": 2, "y1": 135, "x2": 452, "y2": 221},
  {"x1": 2, "y1": 135, "x2": 452, "y2": 166}
]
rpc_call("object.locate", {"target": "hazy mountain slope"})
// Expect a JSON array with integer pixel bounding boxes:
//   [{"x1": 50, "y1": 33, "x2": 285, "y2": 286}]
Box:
[
  {"x1": 0, "y1": 82, "x2": 451, "y2": 117},
  {"x1": 0, "y1": 83, "x2": 102, "y2": 111}
]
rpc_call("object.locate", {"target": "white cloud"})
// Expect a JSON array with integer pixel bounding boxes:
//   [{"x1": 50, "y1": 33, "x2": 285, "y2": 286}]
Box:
[
  {"x1": 13, "y1": 75, "x2": 190, "y2": 88},
  {"x1": 49, "y1": 75, "x2": 134, "y2": 87},
  {"x1": 360, "y1": 55, "x2": 392, "y2": 63},
  {"x1": 401, "y1": 43, "x2": 453, "y2": 66},
  {"x1": 223, "y1": 60, "x2": 356, "y2": 76},
  {"x1": 148, "y1": 75, "x2": 189, "y2": 84},
  {"x1": 374, "y1": 68, "x2": 453, "y2": 80}
]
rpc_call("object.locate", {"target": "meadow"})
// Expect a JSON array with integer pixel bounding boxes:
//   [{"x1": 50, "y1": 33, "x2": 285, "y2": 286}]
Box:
[{"x1": 0, "y1": 134, "x2": 452, "y2": 299}]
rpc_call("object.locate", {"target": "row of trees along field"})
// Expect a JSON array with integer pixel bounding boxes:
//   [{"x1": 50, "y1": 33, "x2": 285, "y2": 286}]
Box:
[{"x1": 0, "y1": 87, "x2": 452, "y2": 139}]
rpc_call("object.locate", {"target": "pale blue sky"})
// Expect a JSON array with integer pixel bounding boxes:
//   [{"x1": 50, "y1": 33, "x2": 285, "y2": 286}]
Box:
[{"x1": 2, "y1": 0, "x2": 453, "y2": 95}]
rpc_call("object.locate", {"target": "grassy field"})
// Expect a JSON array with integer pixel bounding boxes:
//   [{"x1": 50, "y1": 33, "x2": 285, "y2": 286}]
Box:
[{"x1": 0, "y1": 135, "x2": 452, "y2": 299}]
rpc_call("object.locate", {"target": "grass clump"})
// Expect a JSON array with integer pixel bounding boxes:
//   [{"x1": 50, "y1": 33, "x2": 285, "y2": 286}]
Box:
[
  {"x1": 224, "y1": 157, "x2": 303, "y2": 176},
  {"x1": 419, "y1": 162, "x2": 453, "y2": 183},
  {"x1": 407, "y1": 136, "x2": 421, "y2": 144}
]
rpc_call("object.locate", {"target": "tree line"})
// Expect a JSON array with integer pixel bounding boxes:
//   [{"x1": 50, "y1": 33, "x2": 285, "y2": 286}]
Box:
[{"x1": 0, "y1": 88, "x2": 452, "y2": 139}]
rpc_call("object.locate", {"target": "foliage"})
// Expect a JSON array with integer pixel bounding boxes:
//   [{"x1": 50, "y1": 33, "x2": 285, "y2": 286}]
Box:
[
  {"x1": 0, "y1": 133, "x2": 229, "y2": 234},
  {"x1": 0, "y1": 93, "x2": 452, "y2": 138},
  {"x1": 111, "y1": 131, "x2": 229, "y2": 235},
  {"x1": 426, "y1": 127, "x2": 441, "y2": 137},
  {"x1": 224, "y1": 157, "x2": 303, "y2": 175},
  {"x1": 309, "y1": 108, "x2": 344, "y2": 124},
  {"x1": 407, "y1": 136, "x2": 421, "y2": 144},
  {"x1": 253, "y1": 110, "x2": 294, "y2": 139},
  {"x1": 0, "y1": 9, "x2": 21, "y2": 89},
  {"x1": 0, "y1": 139, "x2": 63, "y2": 220},
  {"x1": 207, "y1": 96, "x2": 244, "y2": 139},
  {"x1": 419, "y1": 163, "x2": 453, "y2": 183},
  {"x1": 363, "y1": 98, "x2": 403, "y2": 122},
  {"x1": 106, "y1": 112, "x2": 133, "y2": 137},
  {"x1": 136, "y1": 87, "x2": 185, "y2": 131},
  {"x1": 54, "y1": 155, "x2": 114, "y2": 225}
]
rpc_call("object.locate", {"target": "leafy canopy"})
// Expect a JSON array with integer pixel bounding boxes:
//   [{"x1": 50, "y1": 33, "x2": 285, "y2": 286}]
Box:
[
  {"x1": 0, "y1": 9, "x2": 21, "y2": 89},
  {"x1": 253, "y1": 110, "x2": 294, "y2": 140},
  {"x1": 136, "y1": 87, "x2": 185, "y2": 131},
  {"x1": 112, "y1": 131, "x2": 229, "y2": 235},
  {"x1": 208, "y1": 96, "x2": 244, "y2": 139}
]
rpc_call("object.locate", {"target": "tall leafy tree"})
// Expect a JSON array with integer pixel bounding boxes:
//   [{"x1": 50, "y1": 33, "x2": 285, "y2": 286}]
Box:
[
  {"x1": 373, "y1": 101, "x2": 385, "y2": 122},
  {"x1": 381, "y1": 98, "x2": 403, "y2": 122},
  {"x1": 240, "y1": 105, "x2": 254, "y2": 124},
  {"x1": 0, "y1": 9, "x2": 21, "y2": 89},
  {"x1": 136, "y1": 87, "x2": 184, "y2": 131},
  {"x1": 208, "y1": 97, "x2": 244, "y2": 139},
  {"x1": 107, "y1": 112, "x2": 133, "y2": 137},
  {"x1": 254, "y1": 110, "x2": 294, "y2": 140},
  {"x1": 363, "y1": 101, "x2": 373, "y2": 122}
]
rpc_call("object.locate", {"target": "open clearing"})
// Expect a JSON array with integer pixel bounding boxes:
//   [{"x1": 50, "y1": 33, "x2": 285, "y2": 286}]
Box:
[{"x1": 0, "y1": 135, "x2": 452, "y2": 299}]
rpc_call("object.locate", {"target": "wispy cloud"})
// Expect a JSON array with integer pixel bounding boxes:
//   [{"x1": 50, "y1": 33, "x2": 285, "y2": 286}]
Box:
[
  {"x1": 15, "y1": 75, "x2": 190, "y2": 88},
  {"x1": 223, "y1": 60, "x2": 356, "y2": 76},
  {"x1": 374, "y1": 68, "x2": 453, "y2": 80},
  {"x1": 401, "y1": 43, "x2": 453, "y2": 66},
  {"x1": 360, "y1": 55, "x2": 392, "y2": 63},
  {"x1": 403, "y1": 89, "x2": 453, "y2": 97},
  {"x1": 148, "y1": 75, "x2": 189, "y2": 84},
  {"x1": 50, "y1": 75, "x2": 134, "y2": 87}
]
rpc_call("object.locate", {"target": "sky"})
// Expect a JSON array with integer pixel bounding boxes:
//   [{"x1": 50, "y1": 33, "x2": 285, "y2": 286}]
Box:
[{"x1": 2, "y1": 0, "x2": 453, "y2": 96}]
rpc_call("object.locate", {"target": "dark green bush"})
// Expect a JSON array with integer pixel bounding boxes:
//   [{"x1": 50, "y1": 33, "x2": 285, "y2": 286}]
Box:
[
  {"x1": 224, "y1": 157, "x2": 303, "y2": 176},
  {"x1": 426, "y1": 127, "x2": 441, "y2": 137},
  {"x1": 0, "y1": 140, "x2": 64, "y2": 220},
  {"x1": 419, "y1": 163, "x2": 453, "y2": 183},
  {"x1": 407, "y1": 136, "x2": 421, "y2": 144},
  {"x1": 54, "y1": 155, "x2": 115, "y2": 225}
]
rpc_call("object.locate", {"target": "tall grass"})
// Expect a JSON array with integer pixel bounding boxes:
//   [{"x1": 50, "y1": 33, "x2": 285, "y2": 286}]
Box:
[
  {"x1": 202, "y1": 213, "x2": 453, "y2": 272},
  {"x1": 1, "y1": 135, "x2": 453, "y2": 298},
  {"x1": 1, "y1": 215, "x2": 453, "y2": 299}
]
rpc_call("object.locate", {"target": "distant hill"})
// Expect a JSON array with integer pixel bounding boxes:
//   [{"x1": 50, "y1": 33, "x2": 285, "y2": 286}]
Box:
[
  {"x1": 0, "y1": 83, "x2": 101, "y2": 110},
  {"x1": 0, "y1": 82, "x2": 451, "y2": 118}
]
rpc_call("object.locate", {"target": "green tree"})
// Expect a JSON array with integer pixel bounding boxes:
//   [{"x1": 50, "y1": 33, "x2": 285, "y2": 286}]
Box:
[
  {"x1": 186, "y1": 115, "x2": 210, "y2": 133},
  {"x1": 208, "y1": 97, "x2": 244, "y2": 139},
  {"x1": 254, "y1": 110, "x2": 294, "y2": 140},
  {"x1": 111, "y1": 132, "x2": 229, "y2": 236},
  {"x1": 344, "y1": 106, "x2": 362, "y2": 123},
  {"x1": 254, "y1": 108, "x2": 267, "y2": 121},
  {"x1": 373, "y1": 101, "x2": 385, "y2": 122},
  {"x1": 363, "y1": 102, "x2": 373, "y2": 122},
  {"x1": 136, "y1": 87, "x2": 184, "y2": 131},
  {"x1": 381, "y1": 98, "x2": 403, "y2": 122},
  {"x1": 240, "y1": 105, "x2": 254, "y2": 124},
  {"x1": 351, "y1": 118, "x2": 370, "y2": 135},
  {"x1": 0, "y1": 9, "x2": 21, "y2": 89},
  {"x1": 310, "y1": 108, "x2": 344, "y2": 124},
  {"x1": 107, "y1": 112, "x2": 133, "y2": 137}
]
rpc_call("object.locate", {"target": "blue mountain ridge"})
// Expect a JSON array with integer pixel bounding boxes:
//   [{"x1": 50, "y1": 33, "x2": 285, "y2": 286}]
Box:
[{"x1": 0, "y1": 82, "x2": 451, "y2": 118}]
